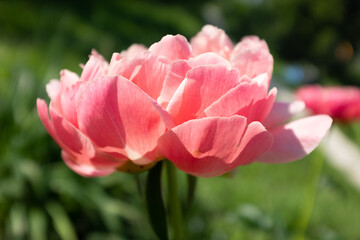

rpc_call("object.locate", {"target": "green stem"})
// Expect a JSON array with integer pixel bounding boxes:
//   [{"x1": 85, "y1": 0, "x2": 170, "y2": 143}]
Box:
[
  {"x1": 166, "y1": 161, "x2": 184, "y2": 240},
  {"x1": 292, "y1": 150, "x2": 324, "y2": 240},
  {"x1": 186, "y1": 174, "x2": 197, "y2": 209},
  {"x1": 134, "y1": 174, "x2": 143, "y2": 196}
]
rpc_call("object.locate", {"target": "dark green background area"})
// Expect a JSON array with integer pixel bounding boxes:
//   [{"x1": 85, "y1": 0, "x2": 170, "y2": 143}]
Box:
[{"x1": 1, "y1": 0, "x2": 360, "y2": 239}]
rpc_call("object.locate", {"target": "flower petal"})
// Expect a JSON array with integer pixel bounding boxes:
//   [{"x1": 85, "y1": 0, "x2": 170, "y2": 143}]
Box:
[
  {"x1": 255, "y1": 115, "x2": 332, "y2": 163},
  {"x1": 190, "y1": 25, "x2": 233, "y2": 59},
  {"x1": 149, "y1": 34, "x2": 192, "y2": 61},
  {"x1": 121, "y1": 44, "x2": 147, "y2": 58},
  {"x1": 158, "y1": 53, "x2": 233, "y2": 109},
  {"x1": 46, "y1": 79, "x2": 61, "y2": 101},
  {"x1": 158, "y1": 116, "x2": 248, "y2": 177},
  {"x1": 37, "y1": 98, "x2": 55, "y2": 138},
  {"x1": 117, "y1": 51, "x2": 170, "y2": 99},
  {"x1": 60, "y1": 82, "x2": 85, "y2": 128},
  {"x1": 229, "y1": 121, "x2": 273, "y2": 167},
  {"x1": 296, "y1": 85, "x2": 360, "y2": 121},
  {"x1": 204, "y1": 74, "x2": 271, "y2": 121},
  {"x1": 59, "y1": 70, "x2": 80, "y2": 89},
  {"x1": 37, "y1": 99, "x2": 124, "y2": 174},
  {"x1": 167, "y1": 65, "x2": 240, "y2": 124},
  {"x1": 231, "y1": 37, "x2": 273, "y2": 88},
  {"x1": 49, "y1": 105, "x2": 125, "y2": 167},
  {"x1": 77, "y1": 76, "x2": 167, "y2": 164},
  {"x1": 80, "y1": 52, "x2": 108, "y2": 81},
  {"x1": 62, "y1": 151, "x2": 118, "y2": 177},
  {"x1": 263, "y1": 101, "x2": 305, "y2": 129},
  {"x1": 188, "y1": 52, "x2": 232, "y2": 68},
  {"x1": 157, "y1": 60, "x2": 191, "y2": 108}
]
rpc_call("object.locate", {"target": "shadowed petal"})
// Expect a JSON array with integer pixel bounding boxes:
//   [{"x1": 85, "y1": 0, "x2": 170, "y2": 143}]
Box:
[
  {"x1": 229, "y1": 121, "x2": 273, "y2": 167},
  {"x1": 263, "y1": 101, "x2": 305, "y2": 129},
  {"x1": 256, "y1": 115, "x2": 332, "y2": 163}
]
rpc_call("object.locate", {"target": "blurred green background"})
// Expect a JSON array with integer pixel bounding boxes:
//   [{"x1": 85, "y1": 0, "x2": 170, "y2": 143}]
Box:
[{"x1": 1, "y1": 0, "x2": 360, "y2": 239}]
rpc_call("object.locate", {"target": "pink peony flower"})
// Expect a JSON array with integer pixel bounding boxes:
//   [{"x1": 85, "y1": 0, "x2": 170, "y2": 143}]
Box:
[
  {"x1": 297, "y1": 85, "x2": 360, "y2": 122},
  {"x1": 38, "y1": 25, "x2": 332, "y2": 178}
]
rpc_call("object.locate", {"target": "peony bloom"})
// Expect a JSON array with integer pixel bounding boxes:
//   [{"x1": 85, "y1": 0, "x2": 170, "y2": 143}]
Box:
[
  {"x1": 38, "y1": 25, "x2": 332, "y2": 178},
  {"x1": 296, "y1": 85, "x2": 360, "y2": 122}
]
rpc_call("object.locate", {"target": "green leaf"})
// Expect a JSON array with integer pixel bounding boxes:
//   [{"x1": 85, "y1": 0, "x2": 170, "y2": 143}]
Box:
[
  {"x1": 9, "y1": 202, "x2": 27, "y2": 239},
  {"x1": 145, "y1": 162, "x2": 168, "y2": 240},
  {"x1": 29, "y1": 208, "x2": 47, "y2": 240},
  {"x1": 46, "y1": 202, "x2": 77, "y2": 240}
]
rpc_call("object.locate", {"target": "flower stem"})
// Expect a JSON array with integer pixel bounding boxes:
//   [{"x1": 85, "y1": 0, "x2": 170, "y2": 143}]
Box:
[
  {"x1": 166, "y1": 160, "x2": 184, "y2": 240},
  {"x1": 292, "y1": 150, "x2": 324, "y2": 240}
]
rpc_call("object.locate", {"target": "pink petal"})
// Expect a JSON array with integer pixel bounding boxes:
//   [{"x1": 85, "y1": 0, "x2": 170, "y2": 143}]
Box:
[
  {"x1": 49, "y1": 105, "x2": 93, "y2": 157},
  {"x1": 158, "y1": 116, "x2": 248, "y2": 177},
  {"x1": 107, "y1": 52, "x2": 123, "y2": 75},
  {"x1": 80, "y1": 53, "x2": 108, "y2": 82},
  {"x1": 263, "y1": 101, "x2": 305, "y2": 129},
  {"x1": 46, "y1": 79, "x2": 61, "y2": 101},
  {"x1": 117, "y1": 51, "x2": 170, "y2": 99},
  {"x1": 158, "y1": 53, "x2": 233, "y2": 109},
  {"x1": 59, "y1": 70, "x2": 80, "y2": 89},
  {"x1": 245, "y1": 87, "x2": 277, "y2": 123},
  {"x1": 167, "y1": 65, "x2": 241, "y2": 124},
  {"x1": 232, "y1": 36, "x2": 269, "y2": 53},
  {"x1": 229, "y1": 121, "x2": 273, "y2": 168},
  {"x1": 204, "y1": 74, "x2": 270, "y2": 119},
  {"x1": 190, "y1": 25, "x2": 233, "y2": 59},
  {"x1": 296, "y1": 85, "x2": 360, "y2": 121},
  {"x1": 59, "y1": 82, "x2": 85, "y2": 128},
  {"x1": 37, "y1": 98, "x2": 56, "y2": 138},
  {"x1": 49, "y1": 105, "x2": 126, "y2": 167},
  {"x1": 77, "y1": 76, "x2": 167, "y2": 164},
  {"x1": 45, "y1": 80, "x2": 62, "y2": 115},
  {"x1": 188, "y1": 52, "x2": 232, "y2": 68},
  {"x1": 121, "y1": 44, "x2": 147, "y2": 58},
  {"x1": 149, "y1": 35, "x2": 192, "y2": 61},
  {"x1": 38, "y1": 98, "x2": 93, "y2": 160},
  {"x1": 255, "y1": 115, "x2": 332, "y2": 163},
  {"x1": 62, "y1": 151, "x2": 118, "y2": 177},
  {"x1": 230, "y1": 39, "x2": 273, "y2": 88},
  {"x1": 37, "y1": 99, "x2": 124, "y2": 173},
  {"x1": 158, "y1": 116, "x2": 273, "y2": 177},
  {"x1": 157, "y1": 60, "x2": 191, "y2": 108}
]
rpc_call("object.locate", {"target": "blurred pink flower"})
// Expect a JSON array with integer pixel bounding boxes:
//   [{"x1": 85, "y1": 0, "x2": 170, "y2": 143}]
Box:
[
  {"x1": 38, "y1": 25, "x2": 332, "y2": 178},
  {"x1": 297, "y1": 85, "x2": 360, "y2": 122}
]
